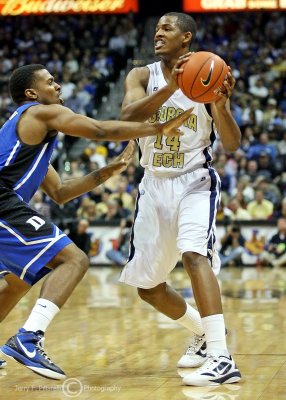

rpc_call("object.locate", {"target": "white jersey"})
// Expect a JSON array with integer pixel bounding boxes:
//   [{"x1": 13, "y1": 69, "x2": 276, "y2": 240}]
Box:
[{"x1": 139, "y1": 61, "x2": 215, "y2": 177}]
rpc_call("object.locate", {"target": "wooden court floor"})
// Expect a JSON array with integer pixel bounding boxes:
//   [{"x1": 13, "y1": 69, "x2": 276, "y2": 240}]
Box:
[{"x1": 0, "y1": 266, "x2": 285, "y2": 400}]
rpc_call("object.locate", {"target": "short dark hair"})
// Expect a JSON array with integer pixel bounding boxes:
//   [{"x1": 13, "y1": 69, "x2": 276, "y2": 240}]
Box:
[
  {"x1": 9, "y1": 64, "x2": 46, "y2": 104},
  {"x1": 164, "y1": 12, "x2": 197, "y2": 43}
]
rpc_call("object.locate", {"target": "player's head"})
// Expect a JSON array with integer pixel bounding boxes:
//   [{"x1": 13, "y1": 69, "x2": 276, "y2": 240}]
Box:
[
  {"x1": 154, "y1": 12, "x2": 197, "y2": 58},
  {"x1": 9, "y1": 64, "x2": 62, "y2": 105}
]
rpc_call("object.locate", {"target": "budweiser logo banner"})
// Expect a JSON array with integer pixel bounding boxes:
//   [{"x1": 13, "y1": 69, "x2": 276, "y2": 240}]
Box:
[{"x1": 0, "y1": 0, "x2": 138, "y2": 15}]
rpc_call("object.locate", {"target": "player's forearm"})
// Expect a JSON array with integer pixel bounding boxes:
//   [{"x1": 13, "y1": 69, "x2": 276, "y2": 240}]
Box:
[
  {"x1": 95, "y1": 120, "x2": 162, "y2": 140},
  {"x1": 46, "y1": 109, "x2": 161, "y2": 141},
  {"x1": 216, "y1": 109, "x2": 241, "y2": 152},
  {"x1": 121, "y1": 86, "x2": 175, "y2": 122},
  {"x1": 55, "y1": 167, "x2": 117, "y2": 204}
]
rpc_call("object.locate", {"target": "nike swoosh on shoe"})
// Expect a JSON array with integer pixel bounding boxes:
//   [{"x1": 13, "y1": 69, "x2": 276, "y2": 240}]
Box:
[{"x1": 17, "y1": 338, "x2": 36, "y2": 358}]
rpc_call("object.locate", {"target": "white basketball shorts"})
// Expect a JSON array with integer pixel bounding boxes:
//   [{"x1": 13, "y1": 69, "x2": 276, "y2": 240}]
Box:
[{"x1": 119, "y1": 167, "x2": 221, "y2": 289}]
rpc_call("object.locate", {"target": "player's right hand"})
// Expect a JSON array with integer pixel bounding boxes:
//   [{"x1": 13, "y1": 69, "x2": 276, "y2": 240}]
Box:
[
  {"x1": 169, "y1": 52, "x2": 194, "y2": 92},
  {"x1": 159, "y1": 108, "x2": 194, "y2": 137}
]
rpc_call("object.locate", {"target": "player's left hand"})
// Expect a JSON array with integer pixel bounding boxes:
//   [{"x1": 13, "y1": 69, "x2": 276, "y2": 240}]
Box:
[
  {"x1": 108, "y1": 140, "x2": 135, "y2": 175},
  {"x1": 214, "y1": 67, "x2": 235, "y2": 108},
  {"x1": 90, "y1": 141, "x2": 135, "y2": 187}
]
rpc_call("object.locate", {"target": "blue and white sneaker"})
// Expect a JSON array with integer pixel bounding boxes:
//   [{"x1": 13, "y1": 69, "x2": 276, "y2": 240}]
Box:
[
  {"x1": 182, "y1": 354, "x2": 241, "y2": 386},
  {"x1": 178, "y1": 334, "x2": 207, "y2": 368},
  {"x1": 1, "y1": 328, "x2": 66, "y2": 380},
  {"x1": 0, "y1": 359, "x2": 6, "y2": 368}
]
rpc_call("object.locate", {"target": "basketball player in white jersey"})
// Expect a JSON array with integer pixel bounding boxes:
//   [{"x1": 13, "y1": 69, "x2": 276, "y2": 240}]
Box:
[{"x1": 119, "y1": 12, "x2": 242, "y2": 386}]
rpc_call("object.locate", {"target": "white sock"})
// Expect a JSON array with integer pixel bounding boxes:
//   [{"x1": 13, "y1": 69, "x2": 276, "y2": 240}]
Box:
[
  {"x1": 202, "y1": 314, "x2": 228, "y2": 357},
  {"x1": 176, "y1": 303, "x2": 204, "y2": 335},
  {"x1": 22, "y1": 298, "x2": 60, "y2": 334}
]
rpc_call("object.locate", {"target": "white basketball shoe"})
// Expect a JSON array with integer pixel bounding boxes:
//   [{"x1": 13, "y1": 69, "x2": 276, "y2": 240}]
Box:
[
  {"x1": 182, "y1": 353, "x2": 241, "y2": 386},
  {"x1": 178, "y1": 334, "x2": 207, "y2": 368}
]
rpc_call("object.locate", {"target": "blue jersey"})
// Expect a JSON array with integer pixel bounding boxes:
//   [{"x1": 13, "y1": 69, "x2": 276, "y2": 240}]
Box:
[{"x1": 0, "y1": 102, "x2": 57, "y2": 203}]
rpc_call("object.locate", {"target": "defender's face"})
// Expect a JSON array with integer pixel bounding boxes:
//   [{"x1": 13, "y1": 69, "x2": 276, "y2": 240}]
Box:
[
  {"x1": 154, "y1": 16, "x2": 186, "y2": 57},
  {"x1": 32, "y1": 69, "x2": 62, "y2": 105}
]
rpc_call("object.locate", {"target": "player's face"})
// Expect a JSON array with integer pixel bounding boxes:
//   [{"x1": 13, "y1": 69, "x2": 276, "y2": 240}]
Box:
[
  {"x1": 154, "y1": 16, "x2": 186, "y2": 57},
  {"x1": 32, "y1": 69, "x2": 63, "y2": 105}
]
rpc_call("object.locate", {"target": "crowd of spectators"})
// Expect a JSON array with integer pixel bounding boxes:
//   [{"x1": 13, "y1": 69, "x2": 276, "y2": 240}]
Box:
[
  {"x1": 218, "y1": 219, "x2": 286, "y2": 268},
  {"x1": 0, "y1": 13, "x2": 141, "y2": 129},
  {"x1": 197, "y1": 12, "x2": 286, "y2": 224},
  {"x1": 1, "y1": 12, "x2": 286, "y2": 237}
]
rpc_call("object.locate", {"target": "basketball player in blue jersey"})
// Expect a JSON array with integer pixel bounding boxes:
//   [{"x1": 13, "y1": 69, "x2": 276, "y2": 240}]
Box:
[
  {"x1": 119, "y1": 12, "x2": 242, "y2": 386},
  {"x1": 0, "y1": 64, "x2": 193, "y2": 379}
]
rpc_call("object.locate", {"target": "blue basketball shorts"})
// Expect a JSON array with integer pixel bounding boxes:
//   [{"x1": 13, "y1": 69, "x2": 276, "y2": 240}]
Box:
[{"x1": 0, "y1": 189, "x2": 72, "y2": 286}]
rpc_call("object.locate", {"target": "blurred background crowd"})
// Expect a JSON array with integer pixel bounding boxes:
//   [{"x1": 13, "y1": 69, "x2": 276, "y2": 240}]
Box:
[{"x1": 0, "y1": 11, "x2": 285, "y2": 265}]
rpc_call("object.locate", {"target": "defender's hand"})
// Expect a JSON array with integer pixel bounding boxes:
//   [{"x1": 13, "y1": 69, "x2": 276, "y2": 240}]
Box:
[
  {"x1": 108, "y1": 140, "x2": 135, "y2": 176},
  {"x1": 159, "y1": 108, "x2": 194, "y2": 137}
]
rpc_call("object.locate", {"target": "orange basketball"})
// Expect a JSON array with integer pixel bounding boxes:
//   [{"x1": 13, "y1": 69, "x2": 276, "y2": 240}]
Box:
[{"x1": 177, "y1": 51, "x2": 229, "y2": 103}]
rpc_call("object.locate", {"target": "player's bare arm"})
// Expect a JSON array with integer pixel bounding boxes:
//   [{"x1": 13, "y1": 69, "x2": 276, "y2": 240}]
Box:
[
  {"x1": 121, "y1": 67, "x2": 176, "y2": 121},
  {"x1": 18, "y1": 103, "x2": 192, "y2": 145},
  {"x1": 121, "y1": 67, "x2": 174, "y2": 122},
  {"x1": 210, "y1": 70, "x2": 241, "y2": 152},
  {"x1": 41, "y1": 141, "x2": 135, "y2": 204},
  {"x1": 121, "y1": 60, "x2": 187, "y2": 122}
]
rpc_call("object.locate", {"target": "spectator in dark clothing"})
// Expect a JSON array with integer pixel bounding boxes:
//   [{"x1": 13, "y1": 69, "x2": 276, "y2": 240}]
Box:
[
  {"x1": 50, "y1": 200, "x2": 78, "y2": 226},
  {"x1": 257, "y1": 152, "x2": 278, "y2": 179},
  {"x1": 106, "y1": 218, "x2": 132, "y2": 265},
  {"x1": 245, "y1": 159, "x2": 259, "y2": 183},
  {"x1": 219, "y1": 225, "x2": 246, "y2": 267},
  {"x1": 68, "y1": 219, "x2": 91, "y2": 255},
  {"x1": 30, "y1": 190, "x2": 51, "y2": 219},
  {"x1": 261, "y1": 218, "x2": 286, "y2": 268},
  {"x1": 100, "y1": 199, "x2": 125, "y2": 222}
]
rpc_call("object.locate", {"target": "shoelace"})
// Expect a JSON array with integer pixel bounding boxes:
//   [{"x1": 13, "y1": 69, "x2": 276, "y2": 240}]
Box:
[
  {"x1": 34, "y1": 336, "x2": 54, "y2": 365},
  {"x1": 186, "y1": 334, "x2": 205, "y2": 355},
  {"x1": 195, "y1": 354, "x2": 219, "y2": 372}
]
